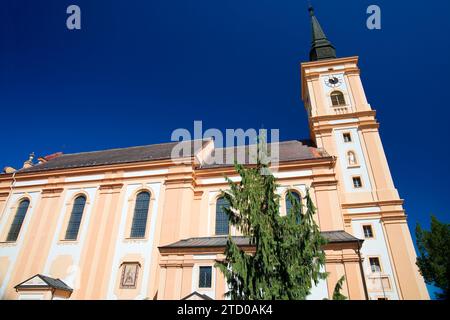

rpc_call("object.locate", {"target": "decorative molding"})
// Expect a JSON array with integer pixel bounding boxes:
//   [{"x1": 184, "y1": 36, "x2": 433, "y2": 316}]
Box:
[
  {"x1": 344, "y1": 67, "x2": 360, "y2": 76},
  {"x1": 341, "y1": 200, "x2": 404, "y2": 209},
  {"x1": 380, "y1": 215, "x2": 408, "y2": 224},
  {"x1": 160, "y1": 262, "x2": 195, "y2": 268},
  {"x1": 41, "y1": 188, "x2": 64, "y2": 195},
  {"x1": 301, "y1": 56, "x2": 359, "y2": 69},
  {"x1": 310, "y1": 110, "x2": 376, "y2": 122},
  {"x1": 304, "y1": 72, "x2": 321, "y2": 80},
  {"x1": 193, "y1": 191, "x2": 204, "y2": 200},
  {"x1": 123, "y1": 169, "x2": 168, "y2": 178},
  {"x1": 10, "y1": 159, "x2": 177, "y2": 180},
  {"x1": 99, "y1": 183, "x2": 123, "y2": 190},
  {"x1": 65, "y1": 174, "x2": 104, "y2": 183},
  {"x1": 14, "y1": 179, "x2": 48, "y2": 187},
  {"x1": 310, "y1": 179, "x2": 339, "y2": 188}
]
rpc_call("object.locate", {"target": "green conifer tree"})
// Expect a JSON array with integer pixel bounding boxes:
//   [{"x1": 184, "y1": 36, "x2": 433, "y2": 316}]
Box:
[
  {"x1": 416, "y1": 215, "x2": 450, "y2": 300},
  {"x1": 331, "y1": 276, "x2": 347, "y2": 300},
  {"x1": 216, "y1": 139, "x2": 327, "y2": 300}
]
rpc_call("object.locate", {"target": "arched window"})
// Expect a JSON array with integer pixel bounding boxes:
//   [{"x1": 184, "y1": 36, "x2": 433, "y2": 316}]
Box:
[
  {"x1": 215, "y1": 197, "x2": 230, "y2": 235},
  {"x1": 6, "y1": 199, "x2": 30, "y2": 242},
  {"x1": 65, "y1": 195, "x2": 87, "y2": 240},
  {"x1": 330, "y1": 91, "x2": 346, "y2": 106},
  {"x1": 285, "y1": 191, "x2": 302, "y2": 223},
  {"x1": 347, "y1": 151, "x2": 357, "y2": 166},
  {"x1": 130, "y1": 191, "x2": 151, "y2": 238}
]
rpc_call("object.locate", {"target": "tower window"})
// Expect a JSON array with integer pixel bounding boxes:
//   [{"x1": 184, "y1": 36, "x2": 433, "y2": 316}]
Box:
[
  {"x1": 363, "y1": 225, "x2": 374, "y2": 238},
  {"x1": 285, "y1": 190, "x2": 302, "y2": 223},
  {"x1": 330, "y1": 91, "x2": 346, "y2": 106},
  {"x1": 6, "y1": 199, "x2": 30, "y2": 242},
  {"x1": 352, "y1": 177, "x2": 363, "y2": 189},
  {"x1": 65, "y1": 195, "x2": 86, "y2": 240},
  {"x1": 130, "y1": 191, "x2": 151, "y2": 238},
  {"x1": 215, "y1": 197, "x2": 230, "y2": 235},
  {"x1": 199, "y1": 266, "x2": 212, "y2": 288},
  {"x1": 369, "y1": 257, "x2": 382, "y2": 273},
  {"x1": 343, "y1": 133, "x2": 352, "y2": 143}
]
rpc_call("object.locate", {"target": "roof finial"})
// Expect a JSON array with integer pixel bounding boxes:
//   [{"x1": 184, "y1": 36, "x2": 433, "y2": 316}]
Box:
[
  {"x1": 22, "y1": 152, "x2": 35, "y2": 169},
  {"x1": 308, "y1": 2, "x2": 314, "y2": 17},
  {"x1": 308, "y1": 4, "x2": 337, "y2": 61}
]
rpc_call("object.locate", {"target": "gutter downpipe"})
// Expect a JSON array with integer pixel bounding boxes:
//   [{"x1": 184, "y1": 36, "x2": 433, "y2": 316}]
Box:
[{"x1": 357, "y1": 241, "x2": 369, "y2": 300}]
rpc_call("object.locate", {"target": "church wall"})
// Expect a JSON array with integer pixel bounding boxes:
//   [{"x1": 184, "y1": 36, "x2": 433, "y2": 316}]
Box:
[
  {"x1": 359, "y1": 129, "x2": 399, "y2": 200},
  {"x1": 0, "y1": 151, "x2": 429, "y2": 300},
  {"x1": 0, "y1": 165, "x2": 172, "y2": 300},
  {"x1": 0, "y1": 156, "x2": 427, "y2": 300}
]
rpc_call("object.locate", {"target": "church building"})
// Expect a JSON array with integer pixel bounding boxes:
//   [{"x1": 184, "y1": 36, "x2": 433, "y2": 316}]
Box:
[{"x1": 0, "y1": 7, "x2": 429, "y2": 300}]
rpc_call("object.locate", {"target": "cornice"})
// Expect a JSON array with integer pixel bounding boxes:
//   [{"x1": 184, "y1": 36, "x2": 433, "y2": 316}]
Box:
[
  {"x1": 380, "y1": 214, "x2": 408, "y2": 224},
  {"x1": 301, "y1": 56, "x2": 359, "y2": 70},
  {"x1": 344, "y1": 211, "x2": 407, "y2": 224},
  {"x1": 4, "y1": 158, "x2": 193, "y2": 181},
  {"x1": 310, "y1": 110, "x2": 376, "y2": 123},
  {"x1": 159, "y1": 246, "x2": 255, "y2": 255},
  {"x1": 345, "y1": 67, "x2": 361, "y2": 75},
  {"x1": 310, "y1": 116, "x2": 379, "y2": 135},
  {"x1": 194, "y1": 157, "x2": 335, "y2": 178},
  {"x1": 99, "y1": 183, "x2": 124, "y2": 190},
  {"x1": 41, "y1": 187, "x2": 64, "y2": 195},
  {"x1": 310, "y1": 179, "x2": 338, "y2": 188},
  {"x1": 304, "y1": 72, "x2": 321, "y2": 81},
  {"x1": 159, "y1": 262, "x2": 195, "y2": 268},
  {"x1": 159, "y1": 240, "x2": 361, "y2": 256},
  {"x1": 325, "y1": 255, "x2": 361, "y2": 264},
  {"x1": 341, "y1": 199, "x2": 404, "y2": 209}
]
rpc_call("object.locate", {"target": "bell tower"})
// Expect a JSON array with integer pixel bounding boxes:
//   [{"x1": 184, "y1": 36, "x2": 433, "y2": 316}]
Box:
[
  {"x1": 302, "y1": 5, "x2": 398, "y2": 202},
  {"x1": 300, "y1": 6, "x2": 429, "y2": 299}
]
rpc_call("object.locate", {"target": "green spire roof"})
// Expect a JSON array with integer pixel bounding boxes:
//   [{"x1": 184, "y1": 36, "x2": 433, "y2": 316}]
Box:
[{"x1": 308, "y1": 5, "x2": 336, "y2": 61}]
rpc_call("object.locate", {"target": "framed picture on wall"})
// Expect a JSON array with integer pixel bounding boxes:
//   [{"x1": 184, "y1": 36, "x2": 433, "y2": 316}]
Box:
[{"x1": 120, "y1": 263, "x2": 140, "y2": 289}]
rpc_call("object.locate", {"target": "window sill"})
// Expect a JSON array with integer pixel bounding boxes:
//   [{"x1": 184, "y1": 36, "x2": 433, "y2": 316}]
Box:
[
  {"x1": 57, "y1": 240, "x2": 80, "y2": 245},
  {"x1": 124, "y1": 237, "x2": 148, "y2": 242},
  {"x1": 119, "y1": 286, "x2": 137, "y2": 290},
  {"x1": 0, "y1": 241, "x2": 17, "y2": 246},
  {"x1": 368, "y1": 272, "x2": 386, "y2": 277}
]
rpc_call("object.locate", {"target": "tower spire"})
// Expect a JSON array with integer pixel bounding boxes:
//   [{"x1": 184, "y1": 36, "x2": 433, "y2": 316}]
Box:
[{"x1": 308, "y1": 5, "x2": 336, "y2": 61}]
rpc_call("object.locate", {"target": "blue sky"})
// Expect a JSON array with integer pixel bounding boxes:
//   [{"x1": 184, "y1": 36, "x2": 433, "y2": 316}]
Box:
[{"x1": 1, "y1": 0, "x2": 449, "y2": 298}]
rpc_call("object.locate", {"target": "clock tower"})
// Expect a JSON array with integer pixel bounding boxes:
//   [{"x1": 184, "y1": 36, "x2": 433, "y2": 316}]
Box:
[{"x1": 301, "y1": 6, "x2": 429, "y2": 299}]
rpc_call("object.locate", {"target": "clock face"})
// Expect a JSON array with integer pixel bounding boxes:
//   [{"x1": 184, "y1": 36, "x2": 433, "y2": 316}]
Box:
[{"x1": 325, "y1": 75, "x2": 343, "y2": 88}]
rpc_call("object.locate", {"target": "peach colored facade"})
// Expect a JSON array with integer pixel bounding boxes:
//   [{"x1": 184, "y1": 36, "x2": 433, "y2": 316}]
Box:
[{"x1": 0, "y1": 55, "x2": 429, "y2": 300}]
